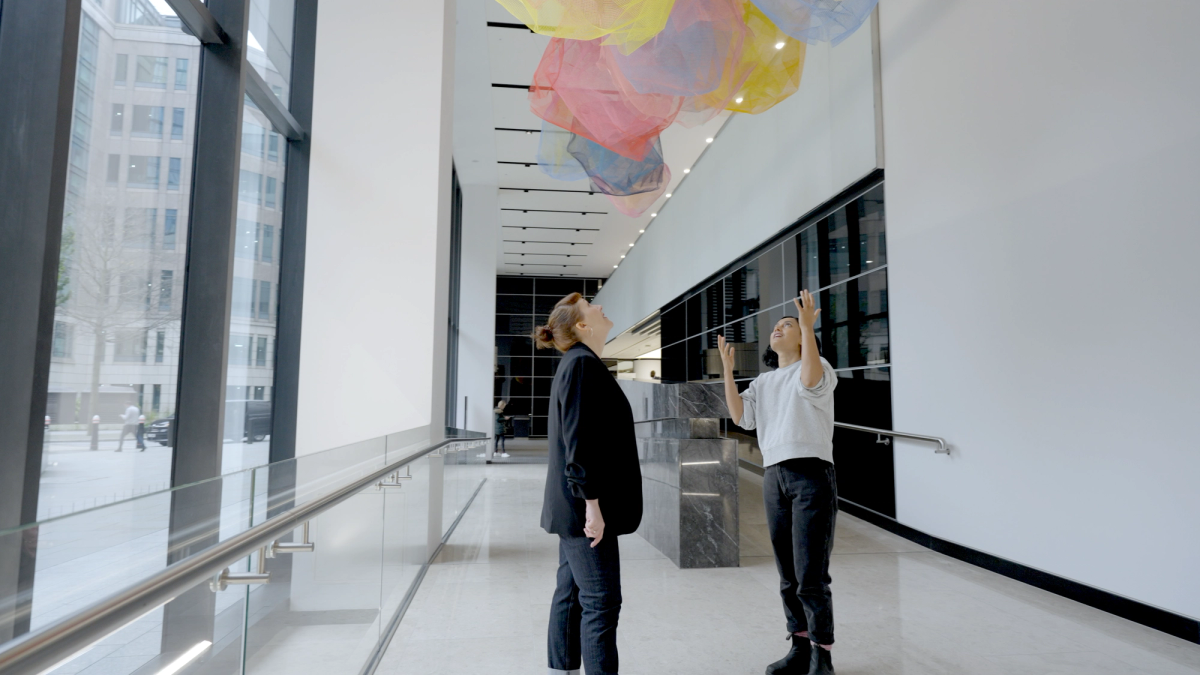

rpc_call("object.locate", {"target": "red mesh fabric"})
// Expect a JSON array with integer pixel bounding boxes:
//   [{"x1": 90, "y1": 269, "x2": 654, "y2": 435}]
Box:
[{"x1": 530, "y1": 37, "x2": 683, "y2": 161}]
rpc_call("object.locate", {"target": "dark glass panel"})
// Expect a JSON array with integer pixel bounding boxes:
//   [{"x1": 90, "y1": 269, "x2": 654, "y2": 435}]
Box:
[
  {"x1": 494, "y1": 356, "x2": 532, "y2": 377},
  {"x1": 535, "y1": 278, "x2": 585, "y2": 297},
  {"x1": 585, "y1": 279, "x2": 600, "y2": 295},
  {"x1": 533, "y1": 398, "x2": 550, "y2": 415},
  {"x1": 758, "y1": 244, "x2": 785, "y2": 310},
  {"x1": 857, "y1": 184, "x2": 886, "y2": 274},
  {"x1": 685, "y1": 335, "x2": 703, "y2": 382},
  {"x1": 820, "y1": 282, "x2": 849, "y2": 369},
  {"x1": 504, "y1": 398, "x2": 532, "y2": 415},
  {"x1": 497, "y1": 314, "x2": 535, "y2": 336},
  {"x1": 532, "y1": 416, "x2": 548, "y2": 437},
  {"x1": 661, "y1": 340, "x2": 687, "y2": 382},
  {"x1": 496, "y1": 294, "x2": 534, "y2": 314},
  {"x1": 858, "y1": 269, "x2": 889, "y2": 367},
  {"x1": 534, "y1": 356, "x2": 561, "y2": 376},
  {"x1": 722, "y1": 317, "x2": 763, "y2": 379},
  {"x1": 496, "y1": 335, "x2": 533, "y2": 356},
  {"x1": 831, "y1": 366, "x2": 894, "y2": 517},
  {"x1": 533, "y1": 377, "x2": 553, "y2": 397},
  {"x1": 660, "y1": 302, "x2": 686, "y2": 347},
  {"x1": 782, "y1": 234, "x2": 798, "y2": 300},
  {"x1": 796, "y1": 225, "x2": 821, "y2": 296},
  {"x1": 496, "y1": 276, "x2": 533, "y2": 294},
  {"x1": 725, "y1": 260, "x2": 760, "y2": 322},
  {"x1": 500, "y1": 376, "x2": 533, "y2": 398},
  {"x1": 826, "y1": 210, "x2": 852, "y2": 285},
  {"x1": 534, "y1": 295, "x2": 563, "y2": 314}
]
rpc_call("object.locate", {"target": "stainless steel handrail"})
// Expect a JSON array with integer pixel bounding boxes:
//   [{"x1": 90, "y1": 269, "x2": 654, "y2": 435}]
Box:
[
  {"x1": 834, "y1": 422, "x2": 950, "y2": 454},
  {"x1": 0, "y1": 436, "x2": 483, "y2": 675}
]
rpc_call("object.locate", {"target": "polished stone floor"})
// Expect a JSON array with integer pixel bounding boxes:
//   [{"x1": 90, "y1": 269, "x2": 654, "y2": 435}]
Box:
[{"x1": 377, "y1": 463, "x2": 1200, "y2": 675}]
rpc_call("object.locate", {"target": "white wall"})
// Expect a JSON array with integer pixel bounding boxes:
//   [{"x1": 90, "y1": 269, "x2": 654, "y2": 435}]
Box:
[
  {"x1": 455, "y1": 183, "x2": 499, "y2": 432},
  {"x1": 881, "y1": 0, "x2": 1200, "y2": 619},
  {"x1": 295, "y1": 0, "x2": 456, "y2": 455},
  {"x1": 595, "y1": 15, "x2": 880, "y2": 334}
]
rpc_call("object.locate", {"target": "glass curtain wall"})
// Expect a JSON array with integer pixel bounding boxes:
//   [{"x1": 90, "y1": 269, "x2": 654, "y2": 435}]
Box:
[
  {"x1": 657, "y1": 182, "x2": 896, "y2": 515},
  {"x1": 40, "y1": 0, "x2": 200, "y2": 519},
  {"x1": 495, "y1": 276, "x2": 603, "y2": 438}
]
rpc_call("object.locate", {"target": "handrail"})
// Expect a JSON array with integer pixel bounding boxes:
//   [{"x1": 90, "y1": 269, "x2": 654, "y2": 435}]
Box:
[
  {"x1": 834, "y1": 422, "x2": 950, "y2": 454},
  {"x1": 0, "y1": 436, "x2": 481, "y2": 675}
]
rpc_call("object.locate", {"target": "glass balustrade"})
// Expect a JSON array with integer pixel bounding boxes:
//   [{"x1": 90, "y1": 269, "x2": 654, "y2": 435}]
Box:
[{"x1": 0, "y1": 429, "x2": 487, "y2": 675}]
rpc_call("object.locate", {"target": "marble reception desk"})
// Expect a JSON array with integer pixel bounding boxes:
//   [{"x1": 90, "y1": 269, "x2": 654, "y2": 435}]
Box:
[{"x1": 618, "y1": 380, "x2": 739, "y2": 568}]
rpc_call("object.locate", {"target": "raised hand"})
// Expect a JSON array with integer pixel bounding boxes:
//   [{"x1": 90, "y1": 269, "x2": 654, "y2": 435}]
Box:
[
  {"x1": 717, "y1": 335, "x2": 736, "y2": 373},
  {"x1": 793, "y1": 290, "x2": 821, "y2": 332}
]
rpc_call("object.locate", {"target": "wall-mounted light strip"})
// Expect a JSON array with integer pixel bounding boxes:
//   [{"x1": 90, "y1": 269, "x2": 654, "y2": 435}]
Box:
[
  {"x1": 508, "y1": 263, "x2": 584, "y2": 267},
  {"x1": 495, "y1": 127, "x2": 541, "y2": 133},
  {"x1": 491, "y1": 83, "x2": 532, "y2": 90},
  {"x1": 487, "y1": 21, "x2": 535, "y2": 31},
  {"x1": 504, "y1": 253, "x2": 588, "y2": 258}
]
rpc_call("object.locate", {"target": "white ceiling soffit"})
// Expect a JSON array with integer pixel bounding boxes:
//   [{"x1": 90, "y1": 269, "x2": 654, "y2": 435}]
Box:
[
  {"x1": 601, "y1": 311, "x2": 662, "y2": 359},
  {"x1": 480, "y1": 4, "x2": 731, "y2": 279}
]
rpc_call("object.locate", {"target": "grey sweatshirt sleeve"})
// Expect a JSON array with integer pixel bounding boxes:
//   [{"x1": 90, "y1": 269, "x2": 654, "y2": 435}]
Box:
[
  {"x1": 797, "y1": 358, "x2": 837, "y2": 401},
  {"x1": 738, "y1": 378, "x2": 758, "y2": 430}
]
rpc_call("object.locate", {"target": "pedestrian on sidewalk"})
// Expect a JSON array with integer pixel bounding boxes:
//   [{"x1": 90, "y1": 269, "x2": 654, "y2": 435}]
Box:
[
  {"x1": 719, "y1": 291, "x2": 839, "y2": 675},
  {"x1": 117, "y1": 402, "x2": 140, "y2": 452},
  {"x1": 535, "y1": 292, "x2": 642, "y2": 675},
  {"x1": 136, "y1": 414, "x2": 147, "y2": 451}
]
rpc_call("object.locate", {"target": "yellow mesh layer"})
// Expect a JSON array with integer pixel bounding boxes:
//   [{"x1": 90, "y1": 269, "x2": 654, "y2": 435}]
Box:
[
  {"x1": 689, "y1": 0, "x2": 804, "y2": 115},
  {"x1": 495, "y1": 0, "x2": 677, "y2": 54}
]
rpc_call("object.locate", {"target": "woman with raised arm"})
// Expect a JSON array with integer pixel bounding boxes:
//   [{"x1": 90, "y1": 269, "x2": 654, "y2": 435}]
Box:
[
  {"x1": 719, "y1": 290, "x2": 839, "y2": 675},
  {"x1": 535, "y1": 293, "x2": 643, "y2": 675}
]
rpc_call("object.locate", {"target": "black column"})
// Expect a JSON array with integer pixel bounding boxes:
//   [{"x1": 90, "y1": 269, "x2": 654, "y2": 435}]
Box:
[
  {"x1": 161, "y1": 0, "x2": 250, "y2": 658},
  {"x1": 0, "y1": 0, "x2": 82, "y2": 641}
]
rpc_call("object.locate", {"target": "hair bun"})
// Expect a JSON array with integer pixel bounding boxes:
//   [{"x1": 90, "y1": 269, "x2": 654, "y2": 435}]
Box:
[{"x1": 533, "y1": 325, "x2": 555, "y2": 349}]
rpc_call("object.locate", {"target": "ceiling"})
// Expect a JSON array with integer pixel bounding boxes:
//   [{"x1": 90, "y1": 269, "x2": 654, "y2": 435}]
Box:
[{"x1": 458, "y1": 1, "x2": 732, "y2": 280}]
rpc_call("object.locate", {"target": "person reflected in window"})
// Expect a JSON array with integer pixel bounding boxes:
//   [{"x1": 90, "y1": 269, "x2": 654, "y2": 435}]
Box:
[
  {"x1": 535, "y1": 293, "x2": 642, "y2": 675},
  {"x1": 493, "y1": 399, "x2": 510, "y2": 459},
  {"x1": 719, "y1": 291, "x2": 839, "y2": 675},
  {"x1": 117, "y1": 401, "x2": 141, "y2": 452}
]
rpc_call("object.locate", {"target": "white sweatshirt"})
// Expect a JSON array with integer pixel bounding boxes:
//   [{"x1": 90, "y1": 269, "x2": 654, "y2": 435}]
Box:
[{"x1": 738, "y1": 357, "x2": 838, "y2": 467}]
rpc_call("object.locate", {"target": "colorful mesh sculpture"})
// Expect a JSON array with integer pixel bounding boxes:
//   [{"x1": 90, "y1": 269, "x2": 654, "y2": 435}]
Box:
[
  {"x1": 495, "y1": 0, "x2": 678, "y2": 54},
  {"x1": 530, "y1": 36, "x2": 683, "y2": 161},
  {"x1": 748, "y1": 0, "x2": 877, "y2": 46},
  {"x1": 685, "y1": 0, "x2": 804, "y2": 117},
  {"x1": 502, "y1": 0, "x2": 872, "y2": 217},
  {"x1": 538, "y1": 120, "x2": 673, "y2": 216}
]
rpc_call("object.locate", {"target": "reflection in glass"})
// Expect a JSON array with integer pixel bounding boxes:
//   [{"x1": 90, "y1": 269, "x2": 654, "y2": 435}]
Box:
[
  {"x1": 685, "y1": 281, "x2": 722, "y2": 337},
  {"x1": 857, "y1": 184, "x2": 886, "y2": 273},
  {"x1": 247, "y1": 0, "x2": 295, "y2": 105},
  {"x1": 796, "y1": 225, "x2": 820, "y2": 295},
  {"x1": 41, "y1": 3, "x2": 200, "y2": 519},
  {"x1": 759, "y1": 244, "x2": 785, "y2": 309},
  {"x1": 224, "y1": 102, "x2": 286, "y2": 473},
  {"x1": 725, "y1": 259, "x2": 760, "y2": 322}
]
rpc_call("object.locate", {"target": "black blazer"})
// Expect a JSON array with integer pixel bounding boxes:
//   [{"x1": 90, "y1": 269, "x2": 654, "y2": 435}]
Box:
[{"x1": 541, "y1": 342, "x2": 643, "y2": 537}]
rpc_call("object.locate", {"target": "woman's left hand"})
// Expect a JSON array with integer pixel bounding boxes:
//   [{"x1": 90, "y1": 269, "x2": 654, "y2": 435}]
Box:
[
  {"x1": 793, "y1": 290, "x2": 821, "y2": 331},
  {"x1": 584, "y1": 499, "x2": 605, "y2": 547}
]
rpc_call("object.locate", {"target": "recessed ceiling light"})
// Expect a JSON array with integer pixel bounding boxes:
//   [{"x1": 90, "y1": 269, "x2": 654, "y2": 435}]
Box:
[
  {"x1": 775, "y1": 41, "x2": 785, "y2": 49},
  {"x1": 665, "y1": 193, "x2": 672, "y2": 198},
  {"x1": 628, "y1": 243, "x2": 635, "y2": 247},
  {"x1": 683, "y1": 168, "x2": 690, "y2": 174},
  {"x1": 613, "y1": 264, "x2": 619, "y2": 268},
  {"x1": 650, "y1": 213, "x2": 657, "y2": 217},
  {"x1": 705, "y1": 137, "x2": 713, "y2": 143},
  {"x1": 735, "y1": 96, "x2": 744, "y2": 103},
  {"x1": 621, "y1": 254, "x2": 626, "y2": 258},
  {"x1": 639, "y1": 229, "x2": 645, "y2": 233}
]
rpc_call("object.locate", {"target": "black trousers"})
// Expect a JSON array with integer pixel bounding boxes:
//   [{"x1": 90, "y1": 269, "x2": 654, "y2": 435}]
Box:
[
  {"x1": 763, "y1": 457, "x2": 838, "y2": 645},
  {"x1": 548, "y1": 534, "x2": 621, "y2": 675}
]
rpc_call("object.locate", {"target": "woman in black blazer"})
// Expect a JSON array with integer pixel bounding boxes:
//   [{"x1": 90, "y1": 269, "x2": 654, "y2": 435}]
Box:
[{"x1": 534, "y1": 292, "x2": 642, "y2": 675}]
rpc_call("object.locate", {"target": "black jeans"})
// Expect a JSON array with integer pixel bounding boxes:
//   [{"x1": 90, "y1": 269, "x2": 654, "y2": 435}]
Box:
[
  {"x1": 763, "y1": 457, "x2": 838, "y2": 645},
  {"x1": 548, "y1": 534, "x2": 621, "y2": 675}
]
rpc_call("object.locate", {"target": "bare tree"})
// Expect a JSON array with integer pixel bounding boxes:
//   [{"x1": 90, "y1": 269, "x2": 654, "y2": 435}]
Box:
[{"x1": 57, "y1": 192, "x2": 180, "y2": 444}]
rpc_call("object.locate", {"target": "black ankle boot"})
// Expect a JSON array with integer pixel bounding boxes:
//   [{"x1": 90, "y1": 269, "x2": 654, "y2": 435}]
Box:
[
  {"x1": 765, "y1": 634, "x2": 811, "y2": 675},
  {"x1": 807, "y1": 644, "x2": 834, "y2": 675}
]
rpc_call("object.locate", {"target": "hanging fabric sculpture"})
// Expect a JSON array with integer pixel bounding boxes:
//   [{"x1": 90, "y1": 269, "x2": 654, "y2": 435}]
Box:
[
  {"x1": 530, "y1": 36, "x2": 683, "y2": 161},
  {"x1": 502, "y1": 0, "x2": 872, "y2": 216},
  {"x1": 747, "y1": 0, "x2": 878, "y2": 46},
  {"x1": 538, "y1": 120, "x2": 673, "y2": 217},
  {"x1": 495, "y1": 0, "x2": 678, "y2": 54}
]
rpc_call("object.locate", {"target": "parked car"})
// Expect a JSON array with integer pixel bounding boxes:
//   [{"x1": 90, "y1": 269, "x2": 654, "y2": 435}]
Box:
[{"x1": 145, "y1": 401, "x2": 273, "y2": 447}]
